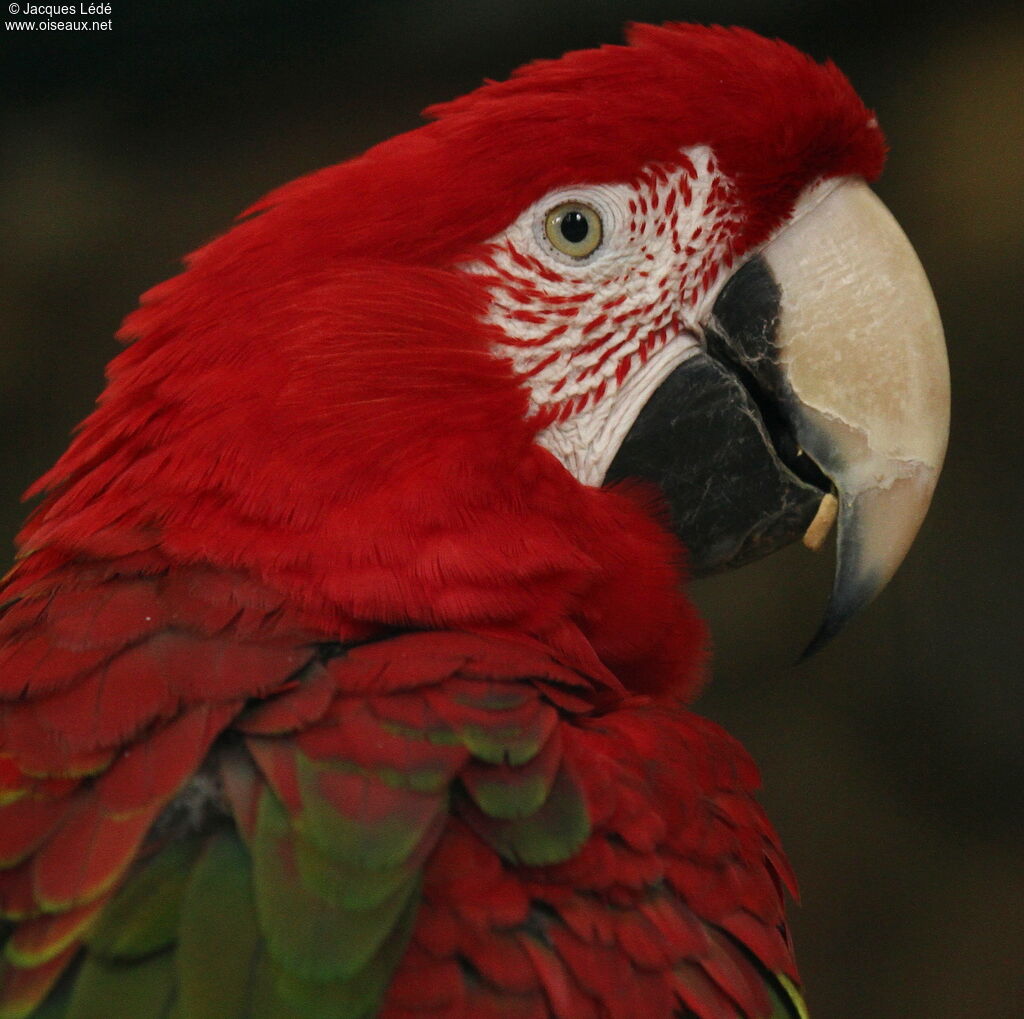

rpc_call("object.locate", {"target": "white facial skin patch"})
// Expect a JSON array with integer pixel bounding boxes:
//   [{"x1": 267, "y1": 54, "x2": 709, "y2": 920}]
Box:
[{"x1": 465, "y1": 146, "x2": 741, "y2": 486}]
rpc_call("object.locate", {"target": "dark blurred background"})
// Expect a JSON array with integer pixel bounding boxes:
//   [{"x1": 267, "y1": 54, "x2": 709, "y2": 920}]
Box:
[{"x1": 2, "y1": 2, "x2": 1021, "y2": 1016}]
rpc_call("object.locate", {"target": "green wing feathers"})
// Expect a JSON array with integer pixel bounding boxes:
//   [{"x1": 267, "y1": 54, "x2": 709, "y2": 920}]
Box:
[
  {"x1": 2, "y1": 608, "x2": 802, "y2": 1018},
  {"x1": 1, "y1": 627, "x2": 604, "y2": 1017}
]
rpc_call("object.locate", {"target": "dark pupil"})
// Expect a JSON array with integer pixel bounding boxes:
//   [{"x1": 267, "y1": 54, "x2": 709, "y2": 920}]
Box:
[{"x1": 560, "y1": 210, "x2": 589, "y2": 244}]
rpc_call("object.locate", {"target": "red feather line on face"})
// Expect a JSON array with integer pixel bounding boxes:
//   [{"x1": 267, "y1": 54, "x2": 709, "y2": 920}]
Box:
[{"x1": 472, "y1": 151, "x2": 741, "y2": 428}]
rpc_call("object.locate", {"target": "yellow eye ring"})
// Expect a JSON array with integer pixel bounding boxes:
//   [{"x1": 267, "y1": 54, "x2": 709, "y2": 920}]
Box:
[{"x1": 544, "y1": 202, "x2": 603, "y2": 259}]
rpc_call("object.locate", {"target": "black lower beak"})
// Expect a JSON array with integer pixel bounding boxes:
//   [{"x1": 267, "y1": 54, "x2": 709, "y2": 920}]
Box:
[{"x1": 604, "y1": 256, "x2": 826, "y2": 578}]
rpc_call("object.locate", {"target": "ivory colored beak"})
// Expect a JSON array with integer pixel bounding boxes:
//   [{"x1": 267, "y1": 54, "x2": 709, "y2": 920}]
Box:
[{"x1": 763, "y1": 180, "x2": 950, "y2": 652}]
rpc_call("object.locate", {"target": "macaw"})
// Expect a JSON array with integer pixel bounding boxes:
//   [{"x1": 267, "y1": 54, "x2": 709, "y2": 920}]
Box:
[{"x1": 0, "y1": 23, "x2": 948, "y2": 1019}]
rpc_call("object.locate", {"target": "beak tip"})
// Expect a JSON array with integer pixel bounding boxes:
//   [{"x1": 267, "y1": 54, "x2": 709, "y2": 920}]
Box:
[
  {"x1": 800, "y1": 611, "x2": 846, "y2": 661},
  {"x1": 799, "y1": 557, "x2": 886, "y2": 660},
  {"x1": 799, "y1": 612, "x2": 848, "y2": 661}
]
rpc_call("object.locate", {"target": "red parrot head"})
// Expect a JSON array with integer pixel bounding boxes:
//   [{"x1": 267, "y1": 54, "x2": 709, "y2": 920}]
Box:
[{"x1": 24, "y1": 24, "x2": 948, "y2": 655}]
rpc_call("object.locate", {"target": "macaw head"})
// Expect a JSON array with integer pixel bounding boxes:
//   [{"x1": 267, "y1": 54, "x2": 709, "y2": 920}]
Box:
[
  {"x1": 27, "y1": 24, "x2": 948, "y2": 654},
  {"x1": 414, "y1": 23, "x2": 951, "y2": 649}
]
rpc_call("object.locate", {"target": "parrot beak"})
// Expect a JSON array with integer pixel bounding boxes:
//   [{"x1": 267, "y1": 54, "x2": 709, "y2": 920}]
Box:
[{"x1": 605, "y1": 179, "x2": 950, "y2": 650}]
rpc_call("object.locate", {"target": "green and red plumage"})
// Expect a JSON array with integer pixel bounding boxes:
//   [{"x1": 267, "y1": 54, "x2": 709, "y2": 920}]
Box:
[{"x1": 0, "y1": 23, "x2": 947, "y2": 1018}]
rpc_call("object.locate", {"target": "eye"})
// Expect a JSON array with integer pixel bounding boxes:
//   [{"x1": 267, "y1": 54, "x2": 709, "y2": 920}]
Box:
[{"x1": 544, "y1": 202, "x2": 603, "y2": 259}]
